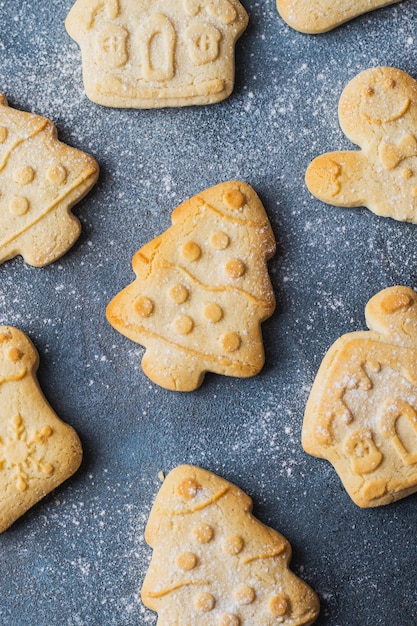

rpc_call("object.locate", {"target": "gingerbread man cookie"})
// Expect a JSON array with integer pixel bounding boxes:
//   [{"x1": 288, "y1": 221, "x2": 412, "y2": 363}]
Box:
[
  {"x1": 0, "y1": 95, "x2": 98, "y2": 266},
  {"x1": 106, "y1": 181, "x2": 276, "y2": 391},
  {"x1": 142, "y1": 465, "x2": 320, "y2": 625},
  {"x1": 0, "y1": 327, "x2": 82, "y2": 532},
  {"x1": 65, "y1": 0, "x2": 248, "y2": 108},
  {"x1": 303, "y1": 286, "x2": 417, "y2": 507},
  {"x1": 276, "y1": 0, "x2": 401, "y2": 34},
  {"x1": 306, "y1": 67, "x2": 417, "y2": 224}
]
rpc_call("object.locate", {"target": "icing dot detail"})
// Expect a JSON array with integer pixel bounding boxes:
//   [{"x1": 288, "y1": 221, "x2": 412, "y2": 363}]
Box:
[
  {"x1": 268, "y1": 595, "x2": 289, "y2": 617},
  {"x1": 10, "y1": 196, "x2": 29, "y2": 216},
  {"x1": 223, "y1": 534, "x2": 244, "y2": 555},
  {"x1": 47, "y1": 163, "x2": 67, "y2": 185},
  {"x1": 177, "y1": 477, "x2": 200, "y2": 499},
  {"x1": 14, "y1": 166, "x2": 35, "y2": 185},
  {"x1": 386, "y1": 78, "x2": 396, "y2": 89},
  {"x1": 226, "y1": 259, "x2": 245, "y2": 278},
  {"x1": 16, "y1": 476, "x2": 28, "y2": 492},
  {"x1": 174, "y1": 315, "x2": 194, "y2": 335},
  {"x1": 204, "y1": 303, "x2": 223, "y2": 323},
  {"x1": 219, "y1": 614, "x2": 240, "y2": 626},
  {"x1": 223, "y1": 189, "x2": 245, "y2": 209},
  {"x1": 210, "y1": 231, "x2": 230, "y2": 250},
  {"x1": 221, "y1": 332, "x2": 241, "y2": 353},
  {"x1": 194, "y1": 592, "x2": 215, "y2": 612},
  {"x1": 182, "y1": 241, "x2": 201, "y2": 262},
  {"x1": 169, "y1": 283, "x2": 189, "y2": 304},
  {"x1": 234, "y1": 584, "x2": 255, "y2": 605},
  {"x1": 176, "y1": 552, "x2": 198, "y2": 571},
  {"x1": 193, "y1": 523, "x2": 214, "y2": 544},
  {"x1": 8, "y1": 348, "x2": 22, "y2": 363},
  {"x1": 135, "y1": 296, "x2": 154, "y2": 318},
  {"x1": 0, "y1": 126, "x2": 8, "y2": 143},
  {"x1": 403, "y1": 168, "x2": 413, "y2": 179},
  {"x1": 365, "y1": 86, "x2": 374, "y2": 96}
]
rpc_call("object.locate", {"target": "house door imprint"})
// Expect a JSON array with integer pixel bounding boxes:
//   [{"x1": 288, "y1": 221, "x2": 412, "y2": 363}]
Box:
[{"x1": 140, "y1": 14, "x2": 176, "y2": 82}]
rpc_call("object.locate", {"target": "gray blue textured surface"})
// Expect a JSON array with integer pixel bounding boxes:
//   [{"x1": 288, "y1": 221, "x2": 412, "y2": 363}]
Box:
[{"x1": 0, "y1": 1, "x2": 417, "y2": 624}]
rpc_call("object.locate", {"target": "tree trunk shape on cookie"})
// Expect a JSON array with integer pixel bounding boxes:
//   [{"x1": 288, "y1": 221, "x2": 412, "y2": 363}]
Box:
[
  {"x1": 106, "y1": 181, "x2": 276, "y2": 391},
  {"x1": 303, "y1": 286, "x2": 417, "y2": 507},
  {"x1": 142, "y1": 465, "x2": 320, "y2": 625}
]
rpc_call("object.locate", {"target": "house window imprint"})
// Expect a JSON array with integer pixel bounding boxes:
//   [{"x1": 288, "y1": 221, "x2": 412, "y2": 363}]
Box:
[
  {"x1": 185, "y1": 23, "x2": 221, "y2": 66},
  {"x1": 94, "y1": 23, "x2": 129, "y2": 69}
]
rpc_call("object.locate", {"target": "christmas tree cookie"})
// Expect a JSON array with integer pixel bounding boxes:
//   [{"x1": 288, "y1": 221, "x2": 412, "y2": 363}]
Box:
[
  {"x1": 0, "y1": 327, "x2": 82, "y2": 532},
  {"x1": 106, "y1": 181, "x2": 276, "y2": 391},
  {"x1": 0, "y1": 94, "x2": 98, "y2": 266},
  {"x1": 303, "y1": 286, "x2": 417, "y2": 507},
  {"x1": 65, "y1": 0, "x2": 248, "y2": 108},
  {"x1": 306, "y1": 67, "x2": 417, "y2": 224},
  {"x1": 142, "y1": 465, "x2": 320, "y2": 625},
  {"x1": 276, "y1": 0, "x2": 400, "y2": 34}
]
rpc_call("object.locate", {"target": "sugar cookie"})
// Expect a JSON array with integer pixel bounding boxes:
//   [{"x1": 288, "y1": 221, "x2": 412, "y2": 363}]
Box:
[
  {"x1": 0, "y1": 327, "x2": 82, "y2": 531},
  {"x1": 66, "y1": 0, "x2": 248, "y2": 108},
  {"x1": 106, "y1": 181, "x2": 276, "y2": 391},
  {"x1": 142, "y1": 465, "x2": 320, "y2": 625},
  {"x1": 306, "y1": 67, "x2": 417, "y2": 224},
  {"x1": 276, "y1": 0, "x2": 401, "y2": 34},
  {"x1": 0, "y1": 94, "x2": 98, "y2": 266},
  {"x1": 303, "y1": 286, "x2": 417, "y2": 507}
]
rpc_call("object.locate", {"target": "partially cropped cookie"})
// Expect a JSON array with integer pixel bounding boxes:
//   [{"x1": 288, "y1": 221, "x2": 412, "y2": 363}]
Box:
[
  {"x1": 276, "y1": 0, "x2": 401, "y2": 33},
  {"x1": 106, "y1": 181, "x2": 276, "y2": 391},
  {"x1": 0, "y1": 327, "x2": 82, "y2": 532},
  {"x1": 65, "y1": 0, "x2": 248, "y2": 108},
  {"x1": 306, "y1": 67, "x2": 417, "y2": 224},
  {"x1": 303, "y1": 286, "x2": 417, "y2": 507},
  {"x1": 142, "y1": 465, "x2": 320, "y2": 625},
  {"x1": 0, "y1": 95, "x2": 98, "y2": 266}
]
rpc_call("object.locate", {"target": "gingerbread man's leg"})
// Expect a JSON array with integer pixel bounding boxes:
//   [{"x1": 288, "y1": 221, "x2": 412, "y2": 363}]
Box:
[{"x1": 306, "y1": 150, "x2": 371, "y2": 208}]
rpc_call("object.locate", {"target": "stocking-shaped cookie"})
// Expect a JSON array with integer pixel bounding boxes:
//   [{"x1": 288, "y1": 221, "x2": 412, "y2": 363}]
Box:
[
  {"x1": 303, "y1": 286, "x2": 417, "y2": 507},
  {"x1": 106, "y1": 181, "x2": 276, "y2": 391},
  {"x1": 142, "y1": 465, "x2": 320, "y2": 625},
  {"x1": 0, "y1": 327, "x2": 82, "y2": 531},
  {"x1": 306, "y1": 67, "x2": 417, "y2": 223},
  {"x1": 0, "y1": 94, "x2": 98, "y2": 266},
  {"x1": 276, "y1": 0, "x2": 400, "y2": 34},
  {"x1": 66, "y1": 0, "x2": 248, "y2": 108}
]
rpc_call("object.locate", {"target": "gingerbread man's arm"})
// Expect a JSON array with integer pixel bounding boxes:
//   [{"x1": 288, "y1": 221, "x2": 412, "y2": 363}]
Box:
[{"x1": 306, "y1": 150, "x2": 372, "y2": 208}]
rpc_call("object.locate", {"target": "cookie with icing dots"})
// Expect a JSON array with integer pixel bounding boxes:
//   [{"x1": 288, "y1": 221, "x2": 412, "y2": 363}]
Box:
[
  {"x1": 0, "y1": 326, "x2": 82, "y2": 532},
  {"x1": 0, "y1": 94, "x2": 98, "y2": 266},
  {"x1": 65, "y1": 0, "x2": 248, "y2": 108},
  {"x1": 276, "y1": 0, "x2": 401, "y2": 34},
  {"x1": 106, "y1": 181, "x2": 276, "y2": 391},
  {"x1": 306, "y1": 67, "x2": 417, "y2": 223},
  {"x1": 142, "y1": 465, "x2": 320, "y2": 625},
  {"x1": 303, "y1": 286, "x2": 417, "y2": 507}
]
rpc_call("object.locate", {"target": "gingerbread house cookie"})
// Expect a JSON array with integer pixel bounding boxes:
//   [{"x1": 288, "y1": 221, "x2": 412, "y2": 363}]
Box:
[
  {"x1": 276, "y1": 0, "x2": 401, "y2": 34},
  {"x1": 303, "y1": 286, "x2": 417, "y2": 507},
  {"x1": 142, "y1": 465, "x2": 320, "y2": 625},
  {"x1": 106, "y1": 181, "x2": 276, "y2": 391},
  {"x1": 0, "y1": 327, "x2": 82, "y2": 532},
  {"x1": 0, "y1": 95, "x2": 98, "y2": 266},
  {"x1": 65, "y1": 0, "x2": 248, "y2": 108},
  {"x1": 306, "y1": 67, "x2": 417, "y2": 224}
]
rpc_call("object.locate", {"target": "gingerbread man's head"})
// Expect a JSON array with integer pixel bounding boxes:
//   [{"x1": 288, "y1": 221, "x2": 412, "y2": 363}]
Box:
[
  {"x1": 0, "y1": 326, "x2": 38, "y2": 384},
  {"x1": 338, "y1": 67, "x2": 417, "y2": 146}
]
